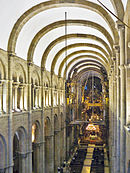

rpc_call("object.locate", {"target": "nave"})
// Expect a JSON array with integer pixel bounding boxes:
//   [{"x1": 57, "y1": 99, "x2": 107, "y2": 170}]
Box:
[{"x1": 0, "y1": 0, "x2": 130, "y2": 173}]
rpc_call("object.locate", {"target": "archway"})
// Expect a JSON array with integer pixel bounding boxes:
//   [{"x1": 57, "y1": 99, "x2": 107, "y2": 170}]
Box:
[
  {"x1": 13, "y1": 127, "x2": 27, "y2": 173},
  {"x1": 32, "y1": 121, "x2": 42, "y2": 173}
]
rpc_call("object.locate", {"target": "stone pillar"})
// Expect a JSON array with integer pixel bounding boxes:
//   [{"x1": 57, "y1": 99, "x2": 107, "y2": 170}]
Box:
[
  {"x1": 113, "y1": 64, "x2": 117, "y2": 173},
  {"x1": 33, "y1": 143, "x2": 41, "y2": 173},
  {"x1": 33, "y1": 85, "x2": 35, "y2": 108},
  {"x1": 54, "y1": 131, "x2": 60, "y2": 173},
  {"x1": 49, "y1": 89, "x2": 51, "y2": 106},
  {"x1": 13, "y1": 83, "x2": 19, "y2": 111},
  {"x1": 39, "y1": 86, "x2": 41, "y2": 108},
  {"x1": 60, "y1": 128, "x2": 64, "y2": 163},
  {"x1": 50, "y1": 71, "x2": 55, "y2": 171},
  {"x1": 117, "y1": 21, "x2": 126, "y2": 173},
  {"x1": 3, "y1": 81, "x2": 7, "y2": 113},
  {"x1": 45, "y1": 135, "x2": 54, "y2": 173},
  {"x1": 0, "y1": 82, "x2": 3, "y2": 115},
  {"x1": 108, "y1": 70, "x2": 113, "y2": 171},
  {"x1": 23, "y1": 84, "x2": 27, "y2": 110},
  {"x1": 47, "y1": 90, "x2": 49, "y2": 106},
  {"x1": 7, "y1": 52, "x2": 14, "y2": 173},
  {"x1": 114, "y1": 45, "x2": 120, "y2": 172},
  {"x1": 41, "y1": 68, "x2": 45, "y2": 173},
  {"x1": 27, "y1": 61, "x2": 33, "y2": 173},
  {"x1": 19, "y1": 153, "x2": 27, "y2": 173},
  {"x1": 35, "y1": 87, "x2": 38, "y2": 108},
  {"x1": 19, "y1": 85, "x2": 24, "y2": 110}
]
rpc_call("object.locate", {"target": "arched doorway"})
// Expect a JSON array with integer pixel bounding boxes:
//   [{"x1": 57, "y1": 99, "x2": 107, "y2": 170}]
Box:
[
  {"x1": 0, "y1": 134, "x2": 7, "y2": 173},
  {"x1": 54, "y1": 115, "x2": 60, "y2": 173},
  {"x1": 13, "y1": 127, "x2": 27, "y2": 173},
  {"x1": 32, "y1": 121, "x2": 42, "y2": 173},
  {"x1": 44, "y1": 117, "x2": 53, "y2": 173}
]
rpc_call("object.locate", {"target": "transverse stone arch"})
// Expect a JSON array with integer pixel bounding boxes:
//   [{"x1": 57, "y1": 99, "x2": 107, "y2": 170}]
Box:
[
  {"x1": 51, "y1": 43, "x2": 110, "y2": 74},
  {"x1": 58, "y1": 49, "x2": 110, "y2": 77},
  {"x1": 72, "y1": 63, "x2": 102, "y2": 74},
  {"x1": 41, "y1": 33, "x2": 112, "y2": 69},
  {"x1": 74, "y1": 67, "x2": 103, "y2": 81},
  {"x1": 63, "y1": 55, "x2": 108, "y2": 78},
  {"x1": 27, "y1": 19, "x2": 114, "y2": 63},
  {"x1": 109, "y1": 0, "x2": 124, "y2": 19},
  {"x1": 0, "y1": 134, "x2": 7, "y2": 169},
  {"x1": 7, "y1": 0, "x2": 119, "y2": 54},
  {"x1": 68, "y1": 59, "x2": 104, "y2": 79}
]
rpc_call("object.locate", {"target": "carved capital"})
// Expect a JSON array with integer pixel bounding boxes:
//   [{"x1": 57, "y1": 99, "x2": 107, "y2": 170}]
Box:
[
  {"x1": 27, "y1": 60, "x2": 33, "y2": 66},
  {"x1": 8, "y1": 51, "x2": 16, "y2": 57},
  {"x1": 116, "y1": 20, "x2": 125, "y2": 30},
  {"x1": 41, "y1": 66, "x2": 46, "y2": 72},
  {"x1": 113, "y1": 45, "x2": 120, "y2": 54}
]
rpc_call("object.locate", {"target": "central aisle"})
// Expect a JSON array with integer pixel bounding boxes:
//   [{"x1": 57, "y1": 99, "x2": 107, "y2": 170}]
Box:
[
  {"x1": 81, "y1": 144, "x2": 109, "y2": 173},
  {"x1": 81, "y1": 144, "x2": 95, "y2": 173}
]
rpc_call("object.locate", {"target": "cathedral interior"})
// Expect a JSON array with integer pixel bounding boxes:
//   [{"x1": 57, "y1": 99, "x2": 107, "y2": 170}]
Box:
[{"x1": 0, "y1": 0, "x2": 130, "y2": 173}]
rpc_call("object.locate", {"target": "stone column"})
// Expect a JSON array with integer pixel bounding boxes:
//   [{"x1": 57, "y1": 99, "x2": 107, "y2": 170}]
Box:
[
  {"x1": 38, "y1": 86, "x2": 41, "y2": 108},
  {"x1": 45, "y1": 135, "x2": 54, "y2": 173},
  {"x1": 33, "y1": 85, "x2": 35, "y2": 108},
  {"x1": 50, "y1": 71, "x2": 55, "y2": 171},
  {"x1": 116, "y1": 21, "x2": 126, "y2": 173},
  {"x1": 33, "y1": 143, "x2": 41, "y2": 173},
  {"x1": 8, "y1": 52, "x2": 14, "y2": 173},
  {"x1": 113, "y1": 59, "x2": 117, "y2": 173},
  {"x1": 47, "y1": 90, "x2": 49, "y2": 106},
  {"x1": 49, "y1": 89, "x2": 51, "y2": 106},
  {"x1": 27, "y1": 61, "x2": 33, "y2": 173},
  {"x1": 19, "y1": 153, "x2": 27, "y2": 173},
  {"x1": 114, "y1": 45, "x2": 120, "y2": 172},
  {"x1": 41, "y1": 68, "x2": 45, "y2": 173},
  {"x1": 13, "y1": 83, "x2": 19, "y2": 111},
  {"x1": 57, "y1": 91, "x2": 58, "y2": 106},
  {"x1": 108, "y1": 69, "x2": 113, "y2": 171},
  {"x1": 0, "y1": 82, "x2": 3, "y2": 115},
  {"x1": 35, "y1": 87, "x2": 38, "y2": 108},
  {"x1": 54, "y1": 131, "x2": 60, "y2": 173},
  {"x1": 23, "y1": 84, "x2": 27, "y2": 110},
  {"x1": 2, "y1": 81, "x2": 7, "y2": 113},
  {"x1": 60, "y1": 127, "x2": 64, "y2": 163},
  {"x1": 19, "y1": 85, "x2": 24, "y2": 110}
]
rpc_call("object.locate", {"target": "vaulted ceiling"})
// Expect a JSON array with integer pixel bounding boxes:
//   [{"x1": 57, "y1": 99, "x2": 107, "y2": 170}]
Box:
[{"x1": 0, "y1": 0, "x2": 127, "y2": 80}]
